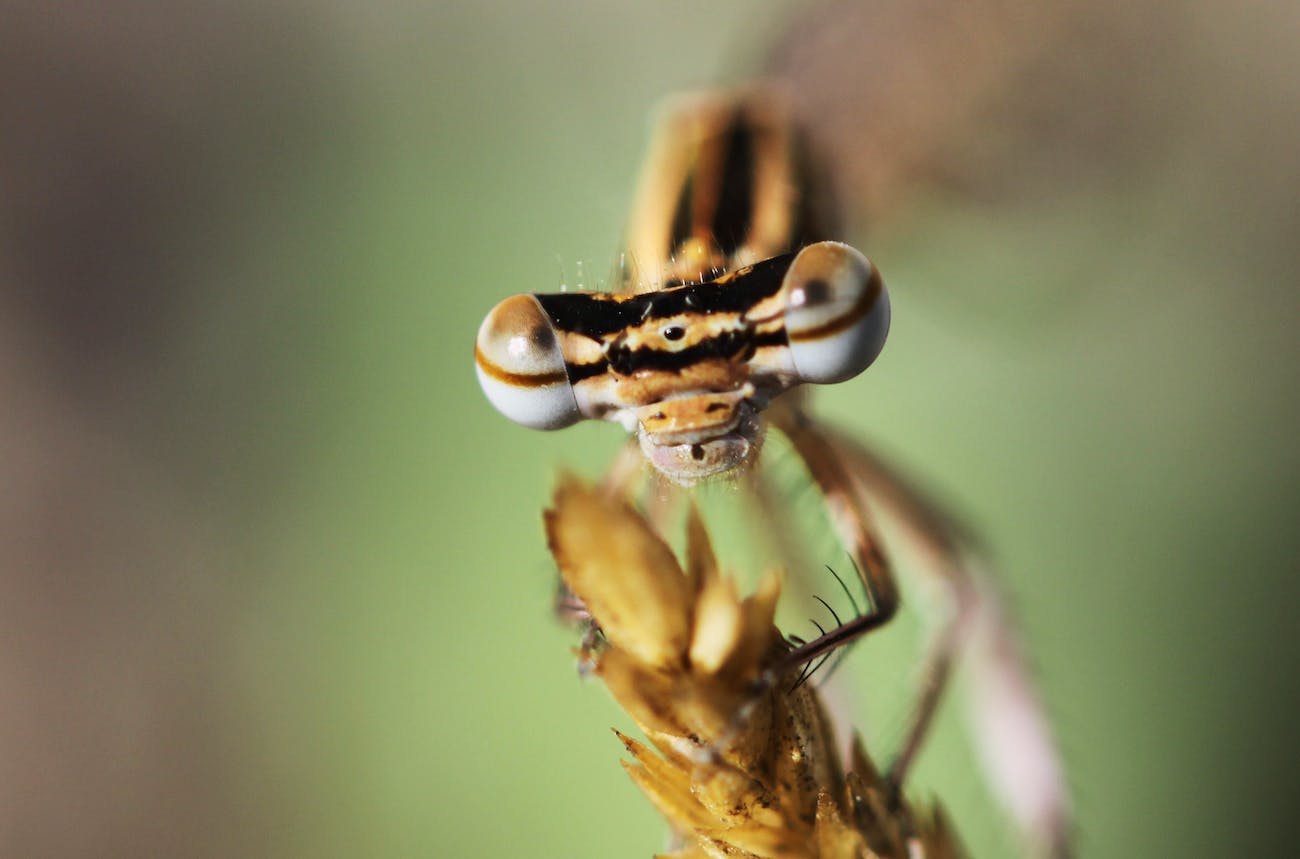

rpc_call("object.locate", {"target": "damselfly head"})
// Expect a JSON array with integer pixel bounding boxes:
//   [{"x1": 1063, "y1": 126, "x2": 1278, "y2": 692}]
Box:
[{"x1": 474, "y1": 241, "x2": 890, "y2": 483}]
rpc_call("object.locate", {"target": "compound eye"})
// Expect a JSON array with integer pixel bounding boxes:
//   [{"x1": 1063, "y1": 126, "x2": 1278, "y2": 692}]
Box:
[
  {"x1": 782, "y1": 241, "x2": 890, "y2": 385},
  {"x1": 474, "y1": 294, "x2": 581, "y2": 429}
]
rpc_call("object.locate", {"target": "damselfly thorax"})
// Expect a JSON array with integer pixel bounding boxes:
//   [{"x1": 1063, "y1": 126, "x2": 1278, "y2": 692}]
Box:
[{"x1": 475, "y1": 91, "x2": 888, "y2": 482}]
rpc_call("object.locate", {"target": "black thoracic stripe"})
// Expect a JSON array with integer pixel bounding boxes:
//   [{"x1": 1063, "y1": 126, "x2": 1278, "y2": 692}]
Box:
[
  {"x1": 790, "y1": 134, "x2": 831, "y2": 247},
  {"x1": 710, "y1": 110, "x2": 756, "y2": 259},
  {"x1": 535, "y1": 252, "x2": 794, "y2": 340},
  {"x1": 668, "y1": 171, "x2": 694, "y2": 259}
]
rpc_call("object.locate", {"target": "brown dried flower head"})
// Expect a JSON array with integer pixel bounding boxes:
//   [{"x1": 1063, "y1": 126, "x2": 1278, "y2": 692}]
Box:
[{"x1": 544, "y1": 476, "x2": 962, "y2": 859}]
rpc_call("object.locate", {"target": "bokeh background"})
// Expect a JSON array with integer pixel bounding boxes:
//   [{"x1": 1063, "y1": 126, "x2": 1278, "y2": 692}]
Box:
[{"x1": 2, "y1": 1, "x2": 1296, "y2": 856}]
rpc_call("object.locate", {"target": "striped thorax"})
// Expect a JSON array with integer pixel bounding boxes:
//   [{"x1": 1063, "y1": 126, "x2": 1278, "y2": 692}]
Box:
[{"x1": 474, "y1": 92, "x2": 890, "y2": 483}]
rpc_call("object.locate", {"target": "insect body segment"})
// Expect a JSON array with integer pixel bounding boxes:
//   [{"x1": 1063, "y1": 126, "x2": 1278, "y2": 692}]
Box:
[
  {"x1": 626, "y1": 89, "x2": 831, "y2": 290},
  {"x1": 475, "y1": 241, "x2": 889, "y2": 482}
]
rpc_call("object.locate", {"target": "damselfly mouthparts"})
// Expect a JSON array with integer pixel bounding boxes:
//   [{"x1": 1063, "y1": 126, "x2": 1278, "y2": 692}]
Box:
[{"x1": 474, "y1": 89, "x2": 1070, "y2": 857}]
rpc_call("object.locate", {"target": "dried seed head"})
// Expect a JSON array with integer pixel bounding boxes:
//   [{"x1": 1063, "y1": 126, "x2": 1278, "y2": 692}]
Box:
[{"x1": 544, "y1": 477, "x2": 962, "y2": 858}]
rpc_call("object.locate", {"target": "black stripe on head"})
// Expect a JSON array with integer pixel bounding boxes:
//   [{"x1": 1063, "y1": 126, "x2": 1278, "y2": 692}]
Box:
[
  {"x1": 565, "y1": 359, "x2": 608, "y2": 384},
  {"x1": 566, "y1": 327, "x2": 787, "y2": 384},
  {"x1": 533, "y1": 293, "x2": 644, "y2": 341},
  {"x1": 534, "y1": 252, "x2": 795, "y2": 340},
  {"x1": 606, "y1": 328, "x2": 752, "y2": 375}
]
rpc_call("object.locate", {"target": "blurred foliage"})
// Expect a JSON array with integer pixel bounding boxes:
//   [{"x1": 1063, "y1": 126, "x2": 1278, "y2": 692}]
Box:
[{"x1": 1, "y1": 1, "x2": 1296, "y2": 857}]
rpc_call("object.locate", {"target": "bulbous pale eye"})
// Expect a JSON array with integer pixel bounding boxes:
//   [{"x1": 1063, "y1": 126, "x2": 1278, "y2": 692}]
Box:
[
  {"x1": 782, "y1": 241, "x2": 890, "y2": 385},
  {"x1": 474, "y1": 294, "x2": 581, "y2": 429}
]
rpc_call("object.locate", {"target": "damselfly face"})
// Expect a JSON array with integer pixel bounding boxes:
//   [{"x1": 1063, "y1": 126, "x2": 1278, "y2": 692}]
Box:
[{"x1": 475, "y1": 241, "x2": 889, "y2": 483}]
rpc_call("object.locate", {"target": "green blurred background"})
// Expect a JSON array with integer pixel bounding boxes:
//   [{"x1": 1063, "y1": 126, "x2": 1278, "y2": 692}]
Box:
[{"x1": 2, "y1": 1, "x2": 1296, "y2": 856}]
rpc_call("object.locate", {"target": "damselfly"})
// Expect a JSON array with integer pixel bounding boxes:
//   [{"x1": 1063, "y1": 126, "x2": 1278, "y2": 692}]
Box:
[{"x1": 475, "y1": 89, "x2": 1070, "y2": 857}]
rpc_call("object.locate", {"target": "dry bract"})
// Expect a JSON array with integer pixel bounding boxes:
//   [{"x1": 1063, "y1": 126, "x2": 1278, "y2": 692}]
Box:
[{"x1": 544, "y1": 476, "x2": 961, "y2": 859}]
